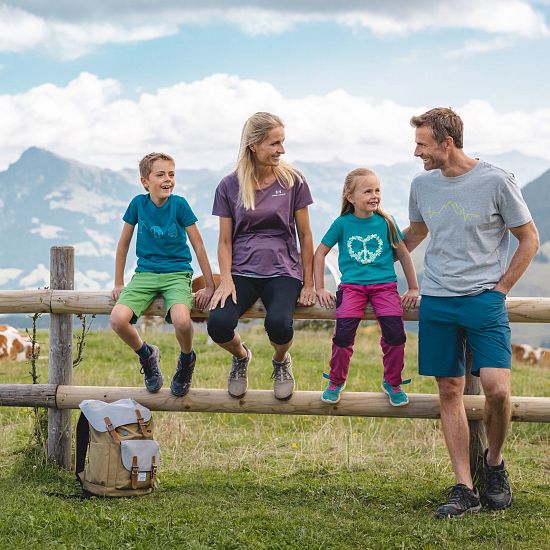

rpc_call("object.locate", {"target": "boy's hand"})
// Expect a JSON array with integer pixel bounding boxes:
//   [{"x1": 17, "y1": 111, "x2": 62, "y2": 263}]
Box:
[
  {"x1": 316, "y1": 288, "x2": 336, "y2": 309},
  {"x1": 297, "y1": 285, "x2": 317, "y2": 307},
  {"x1": 111, "y1": 285, "x2": 124, "y2": 301},
  {"x1": 210, "y1": 280, "x2": 237, "y2": 310},
  {"x1": 401, "y1": 289, "x2": 419, "y2": 311},
  {"x1": 194, "y1": 286, "x2": 215, "y2": 311}
]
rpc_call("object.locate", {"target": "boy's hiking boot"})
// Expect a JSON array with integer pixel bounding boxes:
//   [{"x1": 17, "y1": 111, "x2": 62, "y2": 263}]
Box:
[
  {"x1": 139, "y1": 344, "x2": 163, "y2": 393},
  {"x1": 381, "y1": 378, "x2": 411, "y2": 407},
  {"x1": 321, "y1": 372, "x2": 346, "y2": 404},
  {"x1": 435, "y1": 484, "x2": 481, "y2": 519},
  {"x1": 228, "y1": 345, "x2": 251, "y2": 398},
  {"x1": 170, "y1": 351, "x2": 196, "y2": 397},
  {"x1": 272, "y1": 353, "x2": 295, "y2": 400},
  {"x1": 481, "y1": 449, "x2": 512, "y2": 510}
]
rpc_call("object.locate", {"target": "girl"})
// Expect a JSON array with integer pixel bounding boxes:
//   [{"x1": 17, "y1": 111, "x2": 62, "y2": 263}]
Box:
[{"x1": 314, "y1": 168, "x2": 419, "y2": 406}]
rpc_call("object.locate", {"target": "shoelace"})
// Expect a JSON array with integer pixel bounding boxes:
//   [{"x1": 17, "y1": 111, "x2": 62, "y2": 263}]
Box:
[
  {"x1": 174, "y1": 355, "x2": 195, "y2": 384},
  {"x1": 485, "y1": 467, "x2": 509, "y2": 493},
  {"x1": 230, "y1": 357, "x2": 248, "y2": 380},
  {"x1": 272, "y1": 359, "x2": 292, "y2": 381},
  {"x1": 446, "y1": 486, "x2": 473, "y2": 507}
]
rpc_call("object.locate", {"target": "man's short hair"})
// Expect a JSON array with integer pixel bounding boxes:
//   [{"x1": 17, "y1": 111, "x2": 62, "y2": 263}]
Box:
[
  {"x1": 139, "y1": 152, "x2": 174, "y2": 179},
  {"x1": 410, "y1": 107, "x2": 464, "y2": 149}
]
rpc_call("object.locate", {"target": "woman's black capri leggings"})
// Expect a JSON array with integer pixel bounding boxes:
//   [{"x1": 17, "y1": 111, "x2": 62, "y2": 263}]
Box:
[{"x1": 207, "y1": 275, "x2": 302, "y2": 345}]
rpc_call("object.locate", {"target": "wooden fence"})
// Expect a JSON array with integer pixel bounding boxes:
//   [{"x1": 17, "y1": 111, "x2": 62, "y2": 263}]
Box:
[{"x1": 1, "y1": 247, "x2": 550, "y2": 480}]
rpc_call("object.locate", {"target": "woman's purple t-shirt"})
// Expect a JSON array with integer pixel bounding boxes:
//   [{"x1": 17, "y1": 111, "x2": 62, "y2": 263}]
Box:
[{"x1": 212, "y1": 171, "x2": 313, "y2": 281}]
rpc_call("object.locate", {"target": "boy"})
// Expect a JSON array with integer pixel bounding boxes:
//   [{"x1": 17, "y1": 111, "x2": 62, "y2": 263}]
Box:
[{"x1": 110, "y1": 152, "x2": 215, "y2": 397}]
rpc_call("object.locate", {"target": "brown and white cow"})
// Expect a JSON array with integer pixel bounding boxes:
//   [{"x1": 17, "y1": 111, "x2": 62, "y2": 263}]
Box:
[{"x1": 0, "y1": 325, "x2": 40, "y2": 362}]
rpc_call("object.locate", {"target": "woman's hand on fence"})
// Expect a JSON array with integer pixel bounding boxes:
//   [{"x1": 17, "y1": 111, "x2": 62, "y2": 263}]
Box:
[
  {"x1": 111, "y1": 285, "x2": 124, "y2": 301},
  {"x1": 210, "y1": 279, "x2": 236, "y2": 310},
  {"x1": 297, "y1": 285, "x2": 317, "y2": 307},
  {"x1": 194, "y1": 286, "x2": 215, "y2": 311},
  {"x1": 316, "y1": 288, "x2": 336, "y2": 309},
  {"x1": 401, "y1": 288, "x2": 419, "y2": 311}
]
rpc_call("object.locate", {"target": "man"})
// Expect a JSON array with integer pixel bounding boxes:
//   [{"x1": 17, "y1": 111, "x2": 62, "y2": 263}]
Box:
[{"x1": 405, "y1": 108, "x2": 539, "y2": 518}]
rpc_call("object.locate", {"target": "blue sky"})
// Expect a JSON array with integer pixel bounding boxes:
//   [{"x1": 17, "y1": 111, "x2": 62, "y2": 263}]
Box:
[{"x1": 1, "y1": 1, "x2": 550, "y2": 171}]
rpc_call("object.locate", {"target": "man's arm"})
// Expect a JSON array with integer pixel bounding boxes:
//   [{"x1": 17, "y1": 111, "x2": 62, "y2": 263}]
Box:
[
  {"x1": 494, "y1": 221, "x2": 540, "y2": 295},
  {"x1": 403, "y1": 221, "x2": 429, "y2": 253}
]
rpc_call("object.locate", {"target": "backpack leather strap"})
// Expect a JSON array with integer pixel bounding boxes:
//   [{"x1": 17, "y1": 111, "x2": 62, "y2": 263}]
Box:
[
  {"x1": 104, "y1": 416, "x2": 119, "y2": 441},
  {"x1": 135, "y1": 409, "x2": 148, "y2": 436},
  {"x1": 150, "y1": 455, "x2": 157, "y2": 487},
  {"x1": 131, "y1": 456, "x2": 139, "y2": 489}
]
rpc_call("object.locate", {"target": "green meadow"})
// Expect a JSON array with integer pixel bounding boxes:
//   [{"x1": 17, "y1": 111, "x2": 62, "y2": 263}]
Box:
[{"x1": 0, "y1": 324, "x2": 549, "y2": 549}]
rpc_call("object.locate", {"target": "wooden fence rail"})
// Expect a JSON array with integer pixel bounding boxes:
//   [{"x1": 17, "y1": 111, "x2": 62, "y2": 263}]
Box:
[{"x1": 1, "y1": 246, "x2": 550, "y2": 481}]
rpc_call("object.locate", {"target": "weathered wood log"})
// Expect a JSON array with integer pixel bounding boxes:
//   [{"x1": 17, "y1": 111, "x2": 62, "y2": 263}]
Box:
[
  {"x1": 48, "y1": 247, "x2": 74, "y2": 469},
  {"x1": 0, "y1": 384, "x2": 57, "y2": 407},
  {"x1": 0, "y1": 384, "x2": 548, "y2": 421},
  {"x1": 1, "y1": 290, "x2": 550, "y2": 322}
]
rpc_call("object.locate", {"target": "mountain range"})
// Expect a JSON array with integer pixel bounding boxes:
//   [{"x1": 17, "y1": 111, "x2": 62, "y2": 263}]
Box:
[{"x1": 1, "y1": 147, "x2": 549, "y2": 344}]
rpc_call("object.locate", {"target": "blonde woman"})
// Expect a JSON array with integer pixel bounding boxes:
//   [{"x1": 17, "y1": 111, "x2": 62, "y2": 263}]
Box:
[{"x1": 208, "y1": 112, "x2": 316, "y2": 400}]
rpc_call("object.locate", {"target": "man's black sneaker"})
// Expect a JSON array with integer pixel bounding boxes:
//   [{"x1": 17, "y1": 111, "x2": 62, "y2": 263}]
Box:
[
  {"x1": 435, "y1": 484, "x2": 481, "y2": 519},
  {"x1": 170, "y1": 351, "x2": 196, "y2": 397},
  {"x1": 139, "y1": 344, "x2": 163, "y2": 393},
  {"x1": 482, "y1": 449, "x2": 512, "y2": 510}
]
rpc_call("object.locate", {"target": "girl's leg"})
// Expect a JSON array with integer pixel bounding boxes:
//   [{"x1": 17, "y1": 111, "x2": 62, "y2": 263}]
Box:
[
  {"x1": 329, "y1": 285, "x2": 366, "y2": 385},
  {"x1": 369, "y1": 283, "x2": 406, "y2": 387}
]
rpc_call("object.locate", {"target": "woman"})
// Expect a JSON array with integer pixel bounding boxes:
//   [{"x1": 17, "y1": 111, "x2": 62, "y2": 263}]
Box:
[{"x1": 207, "y1": 112, "x2": 316, "y2": 400}]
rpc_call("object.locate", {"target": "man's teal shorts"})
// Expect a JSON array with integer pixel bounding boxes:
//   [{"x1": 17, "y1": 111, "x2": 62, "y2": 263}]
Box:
[
  {"x1": 418, "y1": 290, "x2": 511, "y2": 377},
  {"x1": 117, "y1": 271, "x2": 193, "y2": 324}
]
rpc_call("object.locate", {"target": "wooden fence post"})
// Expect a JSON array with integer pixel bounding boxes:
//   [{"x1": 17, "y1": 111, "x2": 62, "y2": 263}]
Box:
[
  {"x1": 465, "y1": 345, "x2": 486, "y2": 485},
  {"x1": 48, "y1": 246, "x2": 74, "y2": 468}
]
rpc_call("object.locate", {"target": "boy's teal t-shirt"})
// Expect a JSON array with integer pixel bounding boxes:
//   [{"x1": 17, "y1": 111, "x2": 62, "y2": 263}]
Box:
[
  {"x1": 123, "y1": 194, "x2": 198, "y2": 273},
  {"x1": 321, "y1": 212, "x2": 403, "y2": 285}
]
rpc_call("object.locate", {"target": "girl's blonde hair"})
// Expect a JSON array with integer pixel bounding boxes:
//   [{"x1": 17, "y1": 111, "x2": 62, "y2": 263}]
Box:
[
  {"x1": 237, "y1": 112, "x2": 303, "y2": 210},
  {"x1": 341, "y1": 168, "x2": 401, "y2": 248}
]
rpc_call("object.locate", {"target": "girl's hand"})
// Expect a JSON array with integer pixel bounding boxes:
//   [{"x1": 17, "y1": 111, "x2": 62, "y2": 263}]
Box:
[
  {"x1": 316, "y1": 288, "x2": 336, "y2": 309},
  {"x1": 297, "y1": 285, "x2": 317, "y2": 307},
  {"x1": 401, "y1": 288, "x2": 419, "y2": 311},
  {"x1": 209, "y1": 279, "x2": 236, "y2": 310},
  {"x1": 194, "y1": 286, "x2": 215, "y2": 311},
  {"x1": 111, "y1": 285, "x2": 124, "y2": 301}
]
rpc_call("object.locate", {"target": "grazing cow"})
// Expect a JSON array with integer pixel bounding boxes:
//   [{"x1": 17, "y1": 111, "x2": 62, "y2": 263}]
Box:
[
  {"x1": 0, "y1": 325, "x2": 40, "y2": 362},
  {"x1": 512, "y1": 342, "x2": 550, "y2": 366}
]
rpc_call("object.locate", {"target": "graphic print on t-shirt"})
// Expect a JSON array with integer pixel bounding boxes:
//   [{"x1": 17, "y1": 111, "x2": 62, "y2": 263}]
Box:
[
  {"x1": 346, "y1": 233, "x2": 383, "y2": 264},
  {"x1": 427, "y1": 200, "x2": 480, "y2": 221}
]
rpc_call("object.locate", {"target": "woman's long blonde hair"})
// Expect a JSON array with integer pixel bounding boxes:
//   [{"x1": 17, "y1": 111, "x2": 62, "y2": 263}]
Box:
[
  {"x1": 341, "y1": 168, "x2": 401, "y2": 248},
  {"x1": 237, "y1": 112, "x2": 302, "y2": 210}
]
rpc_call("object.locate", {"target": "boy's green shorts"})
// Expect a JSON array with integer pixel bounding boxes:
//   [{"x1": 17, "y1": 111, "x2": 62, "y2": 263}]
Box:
[{"x1": 117, "y1": 271, "x2": 193, "y2": 324}]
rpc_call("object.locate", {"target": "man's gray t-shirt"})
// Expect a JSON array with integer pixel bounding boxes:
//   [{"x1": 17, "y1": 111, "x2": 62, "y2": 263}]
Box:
[{"x1": 409, "y1": 160, "x2": 532, "y2": 296}]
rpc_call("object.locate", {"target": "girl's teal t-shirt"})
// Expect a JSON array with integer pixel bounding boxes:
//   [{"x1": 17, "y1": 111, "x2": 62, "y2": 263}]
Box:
[
  {"x1": 123, "y1": 194, "x2": 197, "y2": 273},
  {"x1": 321, "y1": 212, "x2": 403, "y2": 285}
]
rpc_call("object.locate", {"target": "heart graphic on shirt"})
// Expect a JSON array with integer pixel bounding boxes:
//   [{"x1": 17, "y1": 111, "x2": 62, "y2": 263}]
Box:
[{"x1": 347, "y1": 234, "x2": 383, "y2": 264}]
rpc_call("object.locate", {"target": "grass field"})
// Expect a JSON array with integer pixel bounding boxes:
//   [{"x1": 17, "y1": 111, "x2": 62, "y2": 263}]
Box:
[{"x1": 1, "y1": 323, "x2": 549, "y2": 549}]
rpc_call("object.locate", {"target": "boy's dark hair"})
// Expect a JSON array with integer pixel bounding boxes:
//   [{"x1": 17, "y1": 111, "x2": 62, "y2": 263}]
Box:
[
  {"x1": 139, "y1": 152, "x2": 174, "y2": 179},
  {"x1": 410, "y1": 107, "x2": 464, "y2": 149}
]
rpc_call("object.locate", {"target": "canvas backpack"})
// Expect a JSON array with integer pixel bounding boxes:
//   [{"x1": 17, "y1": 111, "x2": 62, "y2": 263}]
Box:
[{"x1": 75, "y1": 398, "x2": 160, "y2": 497}]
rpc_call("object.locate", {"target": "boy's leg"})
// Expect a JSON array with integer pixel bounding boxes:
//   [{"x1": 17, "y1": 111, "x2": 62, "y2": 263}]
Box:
[
  {"x1": 328, "y1": 284, "x2": 366, "y2": 385},
  {"x1": 170, "y1": 304, "x2": 193, "y2": 354},
  {"x1": 110, "y1": 304, "x2": 143, "y2": 350}
]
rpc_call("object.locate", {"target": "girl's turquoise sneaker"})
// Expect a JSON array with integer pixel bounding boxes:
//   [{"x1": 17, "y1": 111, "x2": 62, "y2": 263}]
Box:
[
  {"x1": 381, "y1": 378, "x2": 411, "y2": 407},
  {"x1": 321, "y1": 372, "x2": 346, "y2": 404}
]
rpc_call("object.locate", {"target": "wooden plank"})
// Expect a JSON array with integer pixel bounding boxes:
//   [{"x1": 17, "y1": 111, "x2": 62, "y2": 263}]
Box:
[{"x1": 0, "y1": 384, "x2": 57, "y2": 407}]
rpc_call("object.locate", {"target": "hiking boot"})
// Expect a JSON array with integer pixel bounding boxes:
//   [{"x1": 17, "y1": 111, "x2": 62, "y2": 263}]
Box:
[
  {"x1": 481, "y1": 449, "x2": 513, "y2": 510},
  {"x1": 381, "y1": 378, "x2": 411, "y2": 407},
  {"x1": 321, "y1": 372, "x2": 346, "y2": 404},
  {"x1": 272, "y1": 353, "x2": 295, "y2": 400},
  {"x1": 170, "y1": 351, "x2": 196, "y2": 397},
  {"x1": 435, "y1": 484, "x2": 481, "y2": 519},
  {"x1": 228, "y1": 345, "x2": 251, "y2": 398},
  {"x1": 139, "y1": 344, "x2": 163, "y2": 393}
]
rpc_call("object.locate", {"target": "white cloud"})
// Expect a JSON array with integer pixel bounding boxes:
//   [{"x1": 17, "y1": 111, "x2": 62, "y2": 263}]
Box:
[
  {"x1": 30, "y1": 219, "x2": 66, "y2": 239},
  {"x1": 0, "y1": 268, "x2": 23, "y2": 286},
  {"x1": 1, "y1": 72, "x2": 550, "y2": 173},
  {"x1": 446, "y1": 37, "x2": 515, "y2": 57},
  {"x1": 1, "y1": 1, "x2": 548, "y2": 57},
  {"x1": 19, "y1": 264, "x2": 50, "y2": 288}
]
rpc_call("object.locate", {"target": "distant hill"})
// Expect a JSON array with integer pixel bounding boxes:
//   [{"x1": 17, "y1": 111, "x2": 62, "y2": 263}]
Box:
[{"x1": 522, "y1": 168, "x2": 550, "y2": 245}]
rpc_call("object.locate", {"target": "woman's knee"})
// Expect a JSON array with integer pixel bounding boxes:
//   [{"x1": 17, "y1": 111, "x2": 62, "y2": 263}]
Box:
[
  {"x1": 264, "y1": 314, "x2": 293, "y2": 345},
  {"x1": 207, "y1": 309, "x2": 237, "y2": 343}
]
